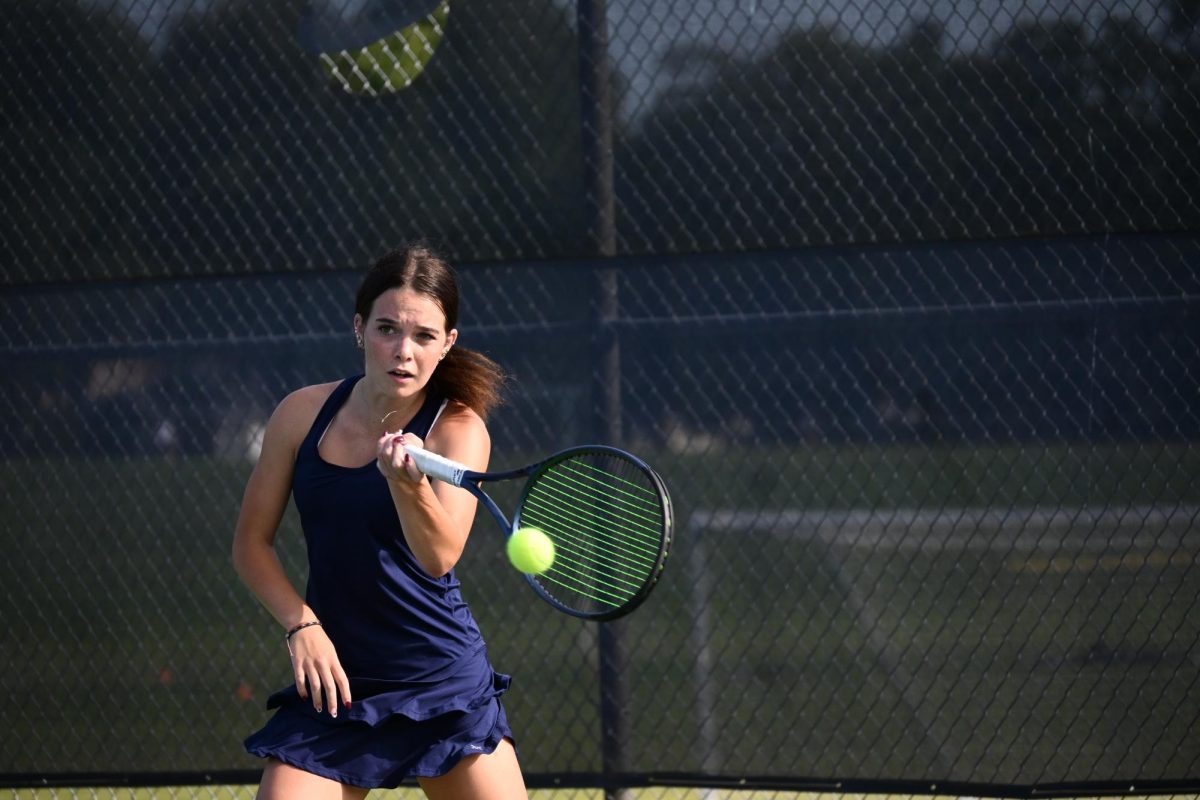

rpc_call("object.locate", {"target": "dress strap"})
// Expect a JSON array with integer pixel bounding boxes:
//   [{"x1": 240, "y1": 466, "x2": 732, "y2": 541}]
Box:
[
  {"x1": 405, "y1": 394, "x2": 448, "y2": 440},
  {"x1": 300, "y1": 374, "x2": 364, "y2": 457}
]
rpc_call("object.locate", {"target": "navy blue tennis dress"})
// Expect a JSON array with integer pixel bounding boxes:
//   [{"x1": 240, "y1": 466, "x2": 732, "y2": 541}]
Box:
[{"x1": 244, "y1": 375, "x2": 513, "y2": 788}]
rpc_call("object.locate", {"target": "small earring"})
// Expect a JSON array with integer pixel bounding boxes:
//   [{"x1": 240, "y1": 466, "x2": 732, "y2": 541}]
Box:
[
  {"x1": 439, "y1": 348, "x2": 449, "y2": 361},
  {"x1": 355, "y1": 332, "x2": 364, "y2": 348}
]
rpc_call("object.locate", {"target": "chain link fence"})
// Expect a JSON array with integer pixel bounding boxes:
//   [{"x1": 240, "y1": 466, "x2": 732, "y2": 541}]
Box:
[
  {"x1": 2, "y1": 0, "x2": 1199, "y2": 796},
  {"x1": 4, "y1": 0, "x2": 1198, "y2": 282}
]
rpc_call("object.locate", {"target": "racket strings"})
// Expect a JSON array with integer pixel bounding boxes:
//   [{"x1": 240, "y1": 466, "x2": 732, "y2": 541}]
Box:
[
  {"x1": 528, "y1": 463, "x2": 663, "y2": 562},
  {"x1": 522, "y1": 528, "x2": 649, "y2": 594},
  {"x1": 541, "y1": 461, "x2": 667, "y2": 531},
  {"x1": 522, "y1": 496, "x2": 660, "y2": 569},
  {"x1": 525, "y1": 471, "x2": 663, "y2": 556},
  {"x1": 519, "y1": 453, "x2": 668, "y2": 612}
]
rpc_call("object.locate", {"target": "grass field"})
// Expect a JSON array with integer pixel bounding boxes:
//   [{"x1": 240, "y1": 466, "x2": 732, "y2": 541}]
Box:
[
  {"x1": 1, "y1": 442, "x2": 1197, "y2": 784},
  {"x1": 4, "y1": 791, "x2": 1198, "y2": 800},
  {"x1": 1, "y1": 790, "x2": 878, "y2": 799},
  {"x1": 2, "y1": 790, "x2": 867, "y2": 799}
]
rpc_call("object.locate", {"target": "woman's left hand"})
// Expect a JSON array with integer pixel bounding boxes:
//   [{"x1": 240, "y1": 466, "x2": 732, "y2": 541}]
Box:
[{"x1": 377, "y1": 431, "x2": 427, "y2": 484}]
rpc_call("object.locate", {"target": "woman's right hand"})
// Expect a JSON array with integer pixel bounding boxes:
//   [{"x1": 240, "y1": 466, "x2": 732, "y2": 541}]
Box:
[{"x1": 287, "y1": 624, "x2": 353, "y2": 717}]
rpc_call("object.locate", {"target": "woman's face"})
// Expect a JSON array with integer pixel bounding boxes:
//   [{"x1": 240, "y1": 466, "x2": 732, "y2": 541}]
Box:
[{"x1": 355, "y1": 287, "x2": 457, "y2": 400}]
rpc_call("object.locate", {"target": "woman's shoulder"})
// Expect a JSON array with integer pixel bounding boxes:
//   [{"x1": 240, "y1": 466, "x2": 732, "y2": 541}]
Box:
[
  {"x1": 275, "y1": 380, "x2": 342, "y2": 419},
  {"x1": 427, "y1": 399, "x2": 489, "y2": 452},
  {"x1": 435, "y1": 398, "x2": 486, "y2": 430},
  {"x1": 263, "y1": 380, "x2": 345, "y2": 447}
]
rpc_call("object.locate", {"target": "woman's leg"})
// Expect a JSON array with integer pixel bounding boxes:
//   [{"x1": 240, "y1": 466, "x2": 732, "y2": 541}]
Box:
[
  {"x1": 256, "y1": 758, "x2": 371, "y2": 800},
  {"x1": 418, "y1": 739, "x2": 527, "y2": 800}
]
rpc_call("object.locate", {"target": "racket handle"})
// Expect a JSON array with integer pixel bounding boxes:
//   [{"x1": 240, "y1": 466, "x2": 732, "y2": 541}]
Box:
[{"x1": 401, "y1": 443, "x2": 468, "y2": 486}]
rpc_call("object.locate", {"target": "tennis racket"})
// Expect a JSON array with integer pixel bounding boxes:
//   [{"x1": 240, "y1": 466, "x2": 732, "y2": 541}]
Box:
[
  {"x1": 297, "y1": 0, "x2": 450, "y2": 95},
  {"x1": 402, "y1": 442, "x2": 672, "y2": 621}
]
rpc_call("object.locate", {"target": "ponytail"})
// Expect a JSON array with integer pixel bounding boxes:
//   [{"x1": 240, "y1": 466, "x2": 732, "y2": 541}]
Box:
[{"x1": 429, "y1": 345, "x2": 506, "y2": 420}]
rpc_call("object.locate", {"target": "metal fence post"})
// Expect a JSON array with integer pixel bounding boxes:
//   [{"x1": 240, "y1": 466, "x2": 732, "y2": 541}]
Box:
[{"x1": 577, "y1": 1, "x2": 628, "y2": 798}]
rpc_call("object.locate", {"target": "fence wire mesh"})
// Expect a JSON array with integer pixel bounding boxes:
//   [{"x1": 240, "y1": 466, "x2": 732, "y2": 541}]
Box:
[
  {"x1": 3, "y1": 0, "x2": 1198, "y2": 283},
  {"x1": 1, "y1": 0, "x2": 1198, "y2": 795}
]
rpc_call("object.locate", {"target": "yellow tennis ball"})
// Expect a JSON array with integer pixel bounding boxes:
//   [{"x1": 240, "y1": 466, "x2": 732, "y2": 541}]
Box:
[{"x1": 507, "y1": 527, "x2": 555, "y2": 575}]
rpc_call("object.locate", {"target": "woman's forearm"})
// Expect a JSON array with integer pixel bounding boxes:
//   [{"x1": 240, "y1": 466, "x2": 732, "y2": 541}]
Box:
[
  {"x1": 387, "y1": 477, "x2": 469, "y2": 578},
  {"x1": 233, "y1": 538, "x2": 314, "y2": 630}
]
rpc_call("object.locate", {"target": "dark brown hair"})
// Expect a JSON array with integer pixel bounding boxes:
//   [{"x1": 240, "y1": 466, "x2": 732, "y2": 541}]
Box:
[{"x1": 356, "y1": 245, "x2": 505, "y2": 419}]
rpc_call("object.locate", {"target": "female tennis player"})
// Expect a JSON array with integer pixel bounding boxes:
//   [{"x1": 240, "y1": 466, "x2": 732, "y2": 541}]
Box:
[{"x1": 232, "y1": 245, "x2": 526, "y2": 799}]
